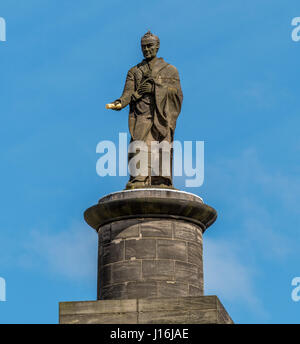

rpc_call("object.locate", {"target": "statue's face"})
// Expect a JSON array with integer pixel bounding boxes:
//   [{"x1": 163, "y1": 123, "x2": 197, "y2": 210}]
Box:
[{"x1": 141, "y1": 41, "x2": 158, "y2": 60}]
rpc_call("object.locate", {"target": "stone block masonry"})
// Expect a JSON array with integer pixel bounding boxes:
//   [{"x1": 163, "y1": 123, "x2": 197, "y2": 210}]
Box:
[
  {"x1": 98, "y1": 218, "x2": 204, "y2": 300},
  {"x1": 59, "y1": 296, "x2": 233, "y2": 324},
  {"x1": 59, "y1": 189, "x2": 234, "y2": 324}
]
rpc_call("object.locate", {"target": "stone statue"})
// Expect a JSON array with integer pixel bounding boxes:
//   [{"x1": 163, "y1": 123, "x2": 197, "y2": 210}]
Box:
[
  {"x1": 107, "y1": 31, "x2": 183, "y2": 189},
  {"x1": 61, "y1": 32, "x2": 233, "y2": 326}
]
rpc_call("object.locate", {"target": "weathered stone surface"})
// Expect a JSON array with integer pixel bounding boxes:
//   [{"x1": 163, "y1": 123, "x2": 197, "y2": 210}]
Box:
[
  {"x1": 84, "y1": 189, "x2": 217, "y2": 232},
  {"x1": 142, "y1": 260, "x2": 174, "y2": 280},
  {"x1": 138, "y1": 295, "x2": 219, "y2": 312},
  {"x1": 157, "y1": 239, "x2": 187, "y2": 261},
  {"x1": 125, "y1": 239, "x2": 156, "y2": 260},
  {"x1": 198, "y1": 269, "x2": 204, "y2": 284},
  {"x1": 98, "y1": 223, "x2": 111, "y2": 244},
  {"x1": 140, "y1": 219, "x2": 172, "y2": 238},
  {"x1": 97, "y1": 222, "x2": 204, "y2": 299},
  {"x1": 92, "y1": 189, "x2": 215, "y2": 300},
  {"x1": 97, "y1": 223, "x2": 204, "y2": 299},
  {"x1": 195, "y1": 228, "x2": 202, "y2": 242},
  {"x1": 100, "y1": 284, "x2": 127, "y2": 299},
  {"x1": 175, "y1": 261, "x2": 200, "y2": 286},
  {"x1": 188, "y1": 309, "x2": 218, "y2": 324},
  {"x1": 59, "y1": 296, "x2": 234, "y2": 324},
  {"x1": 189, "y1": 285, "x2": 203, "y2": 296},
  {"x1": 99, "y1": 189, "x2": 203, "y2": 203},
  {"x1": 110, "y1": 219, "x2": 140, "y2": 239},
  {"x1": 60, "y1": 312, "x2": 138, "y2": 324},
  {"x1": 127, "y1": 281, "x2": 157, "y2": 299},
  {"x1": 98, "y1": 264, "x2": 112, "y2": 289},
  {"x1": 139, "y1": 310, "x2": 191, "y2": 324},
  {"x1": 112, "y1": 261, "x2": 142, "y2": 284},
  {"x1": 157, "y1": 281, "x2": 189, "y2": 297},
  {"x1": 101, "y1": 241, "x2": 124, "y2": 265},
  {"x1": 174, "y1": 221, "x2": 199, "y2": 242},
  {"x1": 60, "y1": 299, "x2": 137, "y2": 315},
  {"x1": 187, "y1": 242, "x2": 202, "y2": 266},
  {"x1": 216, "y1": 298, "x2": 234, "y2": 324}
]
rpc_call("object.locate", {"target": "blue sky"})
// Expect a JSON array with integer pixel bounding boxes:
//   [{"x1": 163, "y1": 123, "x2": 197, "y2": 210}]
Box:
[{"x1": 0, "y1": 0, "x2": 300, "y2": 324}]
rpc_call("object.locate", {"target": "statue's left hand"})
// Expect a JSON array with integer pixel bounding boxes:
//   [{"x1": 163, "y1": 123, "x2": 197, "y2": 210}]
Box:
[{"x1": 137, "y1": 82, "x2": 153, "y2": 96}]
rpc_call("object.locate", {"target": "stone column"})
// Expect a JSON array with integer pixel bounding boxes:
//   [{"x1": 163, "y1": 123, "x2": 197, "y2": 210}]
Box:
[
  {"x1": 84, "y1": 189, "x2": 217, "y2": 301},
  {"x1": 59, "y1": 188, "x2": 234, "y2": 324}
]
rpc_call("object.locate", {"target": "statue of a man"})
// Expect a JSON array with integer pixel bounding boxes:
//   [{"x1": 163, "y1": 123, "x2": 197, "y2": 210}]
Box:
[{"x1": 108, "y1": 31, "x2": 183, "y2": 189}]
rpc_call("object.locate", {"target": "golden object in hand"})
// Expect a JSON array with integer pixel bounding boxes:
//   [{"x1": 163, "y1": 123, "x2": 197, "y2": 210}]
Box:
[{"x1": 106, "y1": 103, "x2": 122, "y2": 110}]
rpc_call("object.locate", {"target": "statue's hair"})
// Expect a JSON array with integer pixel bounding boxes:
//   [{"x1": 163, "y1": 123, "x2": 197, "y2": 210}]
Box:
[{"x1": 141, "y1": 30, "x2": 160, "y2": 48}]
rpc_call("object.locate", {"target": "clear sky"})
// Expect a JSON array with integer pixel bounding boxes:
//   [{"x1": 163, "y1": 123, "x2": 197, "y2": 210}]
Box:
[{"x1": 0, "y1": 0, "x2": 300, "y2": 324}]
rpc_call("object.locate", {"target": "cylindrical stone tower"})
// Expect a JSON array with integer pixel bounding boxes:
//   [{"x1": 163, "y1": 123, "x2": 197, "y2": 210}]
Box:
[
  {"x1": 59, "y1": 188, "x2": 233, "y2": 324},
  {"x1": 84, "y1": 188, "x2": 217, "y2": 301}
]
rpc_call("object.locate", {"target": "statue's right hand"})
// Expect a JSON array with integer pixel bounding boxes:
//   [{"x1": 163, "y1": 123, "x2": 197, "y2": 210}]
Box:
[
  {"x1": 113, "y1": 100, "x2": 122, "y2": 110},
  {"x1": 106, "y1": 100, "x2": 122, "y2": 111}
]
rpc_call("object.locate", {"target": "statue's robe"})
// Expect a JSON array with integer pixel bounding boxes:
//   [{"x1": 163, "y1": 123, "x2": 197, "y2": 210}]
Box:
[{"x1": 118, "y1": 57, "x2": 183, "y2": 187}]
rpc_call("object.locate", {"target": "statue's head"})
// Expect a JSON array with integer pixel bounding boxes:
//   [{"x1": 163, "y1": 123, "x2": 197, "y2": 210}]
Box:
[{"x1": 141, "y1": 31, "x2": 160, "y2": 60}]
